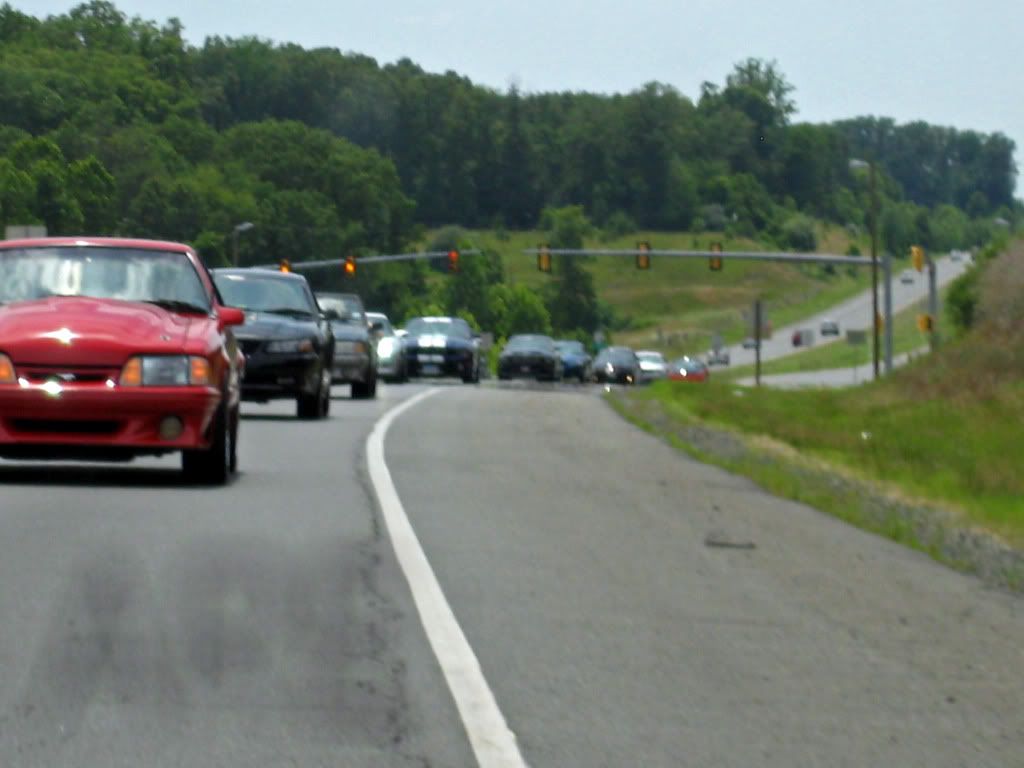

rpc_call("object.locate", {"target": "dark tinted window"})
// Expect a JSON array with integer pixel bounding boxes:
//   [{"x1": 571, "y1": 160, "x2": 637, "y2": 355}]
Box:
[
  {"x1": 406, "y1": 317, "x2": 472, "y2": 339},
  {"x1": 213, "y1": 272, "x2": 315, "y2": 314}
]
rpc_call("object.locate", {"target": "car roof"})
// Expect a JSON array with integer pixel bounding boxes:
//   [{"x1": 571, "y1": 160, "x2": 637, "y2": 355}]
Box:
[
  {"x1": 213, "y1": 267, "x2": 308, "y2": 282},
  {"x1": 0, "y1": 236, "x2": 193, "y2": 253}
]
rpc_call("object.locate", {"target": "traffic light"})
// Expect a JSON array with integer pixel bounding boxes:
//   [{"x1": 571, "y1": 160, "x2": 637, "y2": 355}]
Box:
[
  {"x1": 343, "y1": 255, "x2": 356, "y2": 277},
  {"x1": 279, "y1": 259, "x2": 291, "y2": 273},
  {"x1": 709, "y1": 241, "x2": 723, "y2": 271},
  {"x1": 917, "y1": 313, "x2": 933, "y2": 333},
  {"x1": 635, "y1": 241, "x2": 651, "y2": 270},
  {"x1": 911, "y1": 245, "x2": 925, "y2": 272},
  {"x1": 447, "y1": 249, "x2": 460, "y2": 273},
  {"x1": 537, "y1": 243, "x2": 552, "y2": 273}
]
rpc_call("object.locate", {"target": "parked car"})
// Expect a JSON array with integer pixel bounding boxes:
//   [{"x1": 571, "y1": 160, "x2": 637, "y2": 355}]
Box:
[
  {"x1": 741, "y1": 337, "x2": 759, "y2": 349},
  {"x1": 315, "y1": 292, "x2": 378, "y2": 398},
  {"x1": 668, "y1": 356, "x2": 710, "y2": 382},
  {"x1": 366, "y1": 311, "x2": 407, "y2": 383},
  {"x1": 636, "y1": 350, "x2": 669, "y2": 383},
  {"x1": 900, "y1": 269, "x2": 915, "y2": 284},
  {"x1": 592, "y1": 346, "x2": 640, "y2": 385},
  {"x1": 706, "y1": 347, "x2": 730, "y2": 366},
  {"x1": 0, "y1": 237, "x2": 245, "y2": 483},
  {"x1": 820, "y1": 319, "x2": 840, "y2": 336},
  {"x1": 213, "y1": 268, "x2": 333, "y2": 419},
  {"x1": 792, "y1": 329, "x2": 803, "y2": 347},
  {"x1": 403, "y1": 316, "x2": 482, "y2": 383},
  {"x1": 554, "y1": 339, "x2": 593, "y2": 382},
  {"x1": 497, "y1": 334, "x2": 562, "y2": 381}
]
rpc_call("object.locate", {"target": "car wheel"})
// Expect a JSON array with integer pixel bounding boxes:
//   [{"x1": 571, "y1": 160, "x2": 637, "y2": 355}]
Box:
[
  {"x1": 352, "y1": 370, "x2": 377, "y2": 399},
  {"x1": 182, "y1": 404, "x2": 232, "y2": 485}
]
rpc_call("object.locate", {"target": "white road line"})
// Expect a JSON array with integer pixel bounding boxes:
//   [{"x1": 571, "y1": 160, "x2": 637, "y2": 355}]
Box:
[{"x1": 366, "y1": 388, "x2": 529, "y2": 768}]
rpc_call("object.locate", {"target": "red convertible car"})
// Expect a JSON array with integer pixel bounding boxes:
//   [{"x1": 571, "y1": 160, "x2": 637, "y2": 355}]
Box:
[{"x1": 0, "y1": 237, "x2": 245, "y2": 484}]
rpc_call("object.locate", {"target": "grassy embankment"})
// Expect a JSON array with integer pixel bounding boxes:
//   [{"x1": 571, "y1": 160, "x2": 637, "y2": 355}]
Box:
[
  {"x1": 453, "y1": 224, "x2": 872, "y2": 355},
  {"x1": 614, "y1": 240, "x2": 1024, "y2": 555}
]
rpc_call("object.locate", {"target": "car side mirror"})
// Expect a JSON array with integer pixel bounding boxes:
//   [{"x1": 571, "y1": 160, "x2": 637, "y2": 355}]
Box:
[
  {"x1": 218, "y1": 306, "x2": 245, "y2": 328},
  {"x1": 322, "y1": 308, "x2": 340, "y2": 321}
]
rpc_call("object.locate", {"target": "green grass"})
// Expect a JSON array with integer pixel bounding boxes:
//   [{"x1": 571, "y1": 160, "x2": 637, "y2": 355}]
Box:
[
  {"x1": 630, "y1": 372, "x2": 1024, "y2": 548},
  {"x1": 446, "y1": 225, "x2": 872, "y2": 357},
  {"x1": 724, "y1": 285, "x2": 956, "y2": 378}
]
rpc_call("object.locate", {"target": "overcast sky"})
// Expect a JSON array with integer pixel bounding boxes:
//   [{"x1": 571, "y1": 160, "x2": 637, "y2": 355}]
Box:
[{"x1": 15, "y1": 0, "x2": 1024, "y2": 191}]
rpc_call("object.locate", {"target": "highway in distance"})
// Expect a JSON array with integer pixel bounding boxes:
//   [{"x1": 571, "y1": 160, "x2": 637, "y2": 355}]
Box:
[{"x1": 0, "y1": 381, "x2": 1020, "y2": 767}]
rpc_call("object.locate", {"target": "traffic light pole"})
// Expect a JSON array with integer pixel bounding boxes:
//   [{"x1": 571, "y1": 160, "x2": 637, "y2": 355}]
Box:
[
  {"x1": 869, "y1": 160, "x2": 880, "y2": 381},
  {"x1": 883, "y1": 254, "x2": 893, "y2": 374},
  {"x1": 754, "y1": 298, "x2": 763, "y2": 387},
  {"x1": 928, "y1": 258, "x2": 939, "y2": 351}
]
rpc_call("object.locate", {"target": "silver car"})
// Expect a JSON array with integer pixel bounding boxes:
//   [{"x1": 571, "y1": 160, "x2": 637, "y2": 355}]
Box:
[
  {"x1": 367, "y1": 311, "x2": 408, "y2": 383},
  {"x1": 636, "y1": 350, "x2": 669, "y2": 383}
]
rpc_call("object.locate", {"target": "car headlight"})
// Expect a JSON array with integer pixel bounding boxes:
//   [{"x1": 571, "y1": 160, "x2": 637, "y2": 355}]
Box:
[
  {"x1": 0, "y1": 353, "x2": 15, "y2": 384},
  {"x1": 377, "y1": 337, "x2": 397, "y2": 358},
  {"x1": 266, "y1": 338, "x2": 315, "y2": 354},
  {"x1": 605, "y1": 362, "x2": 614, "y2": 373},
  {"x1": 336, "y1": 340, "x2": 368, "y2": 355},
  {"x1": 120, "y1": 355, "x2": 211, "y2": 386}
]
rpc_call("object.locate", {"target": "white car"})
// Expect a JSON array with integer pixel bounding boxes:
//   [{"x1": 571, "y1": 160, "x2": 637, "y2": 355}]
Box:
[
  {"x1": 635, "y1": 350, "x2": 668, "y2": 383},
  {"x1": 900, "y1": 269, "x2": 915, "y2": 284}
]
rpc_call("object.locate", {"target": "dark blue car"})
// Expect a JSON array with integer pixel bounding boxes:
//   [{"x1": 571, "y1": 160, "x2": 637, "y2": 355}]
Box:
[{"x1": 554, "y1": 339, "x2": 593, "y2": 383}]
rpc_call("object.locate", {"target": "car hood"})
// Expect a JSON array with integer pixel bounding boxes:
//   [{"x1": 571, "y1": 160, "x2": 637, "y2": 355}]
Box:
[
  {"x1": 235, "y1": 312, "x2": 318, "y2": 340},
  {"x1": 329, "y1": 321, "x2": 370, "y2": 342},
  {"x1": 0, "y1": 296, "x2": 200, "y2": 366}
]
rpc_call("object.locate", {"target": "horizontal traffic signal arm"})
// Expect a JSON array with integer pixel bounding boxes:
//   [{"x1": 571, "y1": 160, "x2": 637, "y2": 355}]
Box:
[
  {"x1": 253, "y1": 250, "x2": 482, "y2": 271},
  {"x1": 521, "y1": 248, "x2": 874, "y2": 267}
]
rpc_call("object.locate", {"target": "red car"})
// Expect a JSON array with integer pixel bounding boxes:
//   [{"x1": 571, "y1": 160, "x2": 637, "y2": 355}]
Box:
[
  {"x1": 0, "y1": 237, "x2": 245, "y2": 484},
  {"x1": 667, "y1": 356, "x2": 710, "y2": 382}
]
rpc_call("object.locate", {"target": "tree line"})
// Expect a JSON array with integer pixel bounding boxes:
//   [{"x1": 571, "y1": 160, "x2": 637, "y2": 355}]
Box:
[{"x1": 0, "y1": 1, "x2": 1018, "y2": 336}]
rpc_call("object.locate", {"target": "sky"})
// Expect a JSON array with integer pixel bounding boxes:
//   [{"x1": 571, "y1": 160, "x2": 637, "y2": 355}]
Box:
[{"x1": 14, "y1": 0, "x2": 1024, "y2": 191}]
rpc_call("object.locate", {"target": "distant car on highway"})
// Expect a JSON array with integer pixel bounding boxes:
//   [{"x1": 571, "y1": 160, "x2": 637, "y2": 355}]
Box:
[
  {"x1": 900, "y1": 269, "x2": 915, "y2": 284},
  {"x1": 315, "y1": 292, "x2": 378, "y2": 398},
  {"x1": 214, "y1": 268, "x2": 334, "y2": 419},
  {"x1": 403, "y1": 316, "x2": 482, "y2": 382},
  {"x1": 593, "y1": 346, "x2": 640, "y2": 385},
  {"x1": 741, "y1": 337, "x2": 759, "y2": 349},
  {"x1": 554, "y1": 339, "x2": 592, "y2": 382},
  {"x1": 668, "y1": 356, "x2": 710, "y2": 382},
  {"x1": 366, "y1": 311, "x2": 407, "y2": 383},
  {"x1": 820, "y1": 319, "x2": 840, "y2": 336},
  {"x1": 636, "y1": 350, "x2": 668, "y2": 383},
  {"x1": 497, "y1": 334, "x2": 563, "y2": 381},
  {"x1": 0, "y1": 237, "x2": 245, "y2": 484}
]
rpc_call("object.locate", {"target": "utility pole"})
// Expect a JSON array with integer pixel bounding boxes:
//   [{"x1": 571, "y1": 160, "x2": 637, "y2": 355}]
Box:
[
  {"x1": 928, "y1": 257, "x2": 939, "y2": 352},
  {"x1": 232, "y1": 221, "x2": 254, "y2": 267},
  {"x1": 883, "y1": 253, "x2": 893, "y2": 373},
  {"x1": 754, "y1": 298, "x2": 762, "y2": 387},
  {"x1": 869, "y1": 161, "x2": 880, "y2": 380}
]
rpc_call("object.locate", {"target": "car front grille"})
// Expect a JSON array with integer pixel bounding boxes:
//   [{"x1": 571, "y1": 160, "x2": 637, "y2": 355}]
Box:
[{"x1": 15, "y1": 364, "x2": 120, "y2": 384}]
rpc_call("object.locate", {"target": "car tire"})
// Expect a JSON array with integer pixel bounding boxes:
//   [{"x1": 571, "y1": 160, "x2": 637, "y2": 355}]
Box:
[
  {"x1": 182, "y1": 404, "x2": 232, "y2": 485},
  {"x1": 297, "y1": 377, "x2": 329, "y2": 419},
  {"x1": 352, "y1": 370, "x2": 378, "y2": 399}
]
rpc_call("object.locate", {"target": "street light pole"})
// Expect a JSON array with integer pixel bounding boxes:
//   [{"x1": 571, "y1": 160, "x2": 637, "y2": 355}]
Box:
[
  {"x1": 232, "y1": 222, "x2": 254, "y2": 267},
  {"x1": 869, "y1": 161, "x2": 880, "y2": 380}
]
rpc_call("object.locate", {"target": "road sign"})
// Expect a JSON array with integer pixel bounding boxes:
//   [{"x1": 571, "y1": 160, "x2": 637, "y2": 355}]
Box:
[
  {"x1": 917, "y1": 314, "x2": 933, "y2": 333},
  {"x1": 847, "y1": 329, "x2": 868, "y2": 345}
]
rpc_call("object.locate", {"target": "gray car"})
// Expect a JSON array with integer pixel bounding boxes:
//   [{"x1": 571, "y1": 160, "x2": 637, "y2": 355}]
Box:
[{"x1": 316, "y1": 292, "x2": 378, "y2": 399}]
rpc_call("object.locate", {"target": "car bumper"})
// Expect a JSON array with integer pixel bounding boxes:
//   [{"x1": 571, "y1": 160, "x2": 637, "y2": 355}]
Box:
[
  {"x1": 331, "y1": 353, "x2": 372, "y2": 384},
  {"x1": 376, "y1": 355, "x2": 402, "y2": 377},
  {"x1": 498, "y1": 359, "x2": 559, "y2": 380},
  {"x1": 407, "y1": 350, "x2": 474, "y2": 378},
  {"x1": 0, "y1": 383, "x2": 221, "y2": 457},
  {"x1": 241, "y1": 353, "x2": 321, "y2": 400}
]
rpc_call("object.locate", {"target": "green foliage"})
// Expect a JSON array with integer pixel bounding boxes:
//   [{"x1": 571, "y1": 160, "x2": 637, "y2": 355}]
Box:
[
  {"x1": 540, "y1": 206, "x2": 600, "y2": 335},
  {"x1": 780, "y1": 214, "x2": 818, "y2": 251}
]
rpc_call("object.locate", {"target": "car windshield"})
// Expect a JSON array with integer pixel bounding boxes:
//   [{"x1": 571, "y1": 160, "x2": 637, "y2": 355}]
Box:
[
  {"x1": 405, "y1": 317, "x2": 472, "y2": 339},
  {"x1": 637, "y1": 352, "x2": 665, "y2": 364},
  {"x1": 367, "y1": 313, "x2": 393, "y2": 334},
  {"x1": 597, "y1": 348, "x2": 636, "y2": 365},
  {"x1": 672, "y1": 358, "x2": 706, "y2": 373},
  {"x1": 505, "y1": 335, "x2": 553, "y2": 352},
  {"x1": 555, "y1": 340, "x2": 585, "y2": 355},
  {"x1": 213, "y1": 272, "x2": 314, "y2": 315},
  {"x1": 0, "y1": 246, "x2": 210, "y2": 310},
  {"x1": 318, "y1": 295, "x2": 365, "y2": 323}
]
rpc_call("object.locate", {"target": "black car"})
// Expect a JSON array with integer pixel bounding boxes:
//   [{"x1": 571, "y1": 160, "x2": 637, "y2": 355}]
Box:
[
  {"x1": 593, "y1": 346, "x2": 640, "y2": 385},
  {"x1": 213, "y1": 269, "x2": 334, "y2": 419},
  {"x1": 315, "y1": 292, "x2": 378, "y2": 398},
  {"x1": 554, "y1": 339, "x2": 593, "y2": 383},
  {"x1": 498, "y1": 334, "x2": 563, "y2": 381},
  {"x1": 403, "y1": 316, "x2": 481, "y2": 383}
]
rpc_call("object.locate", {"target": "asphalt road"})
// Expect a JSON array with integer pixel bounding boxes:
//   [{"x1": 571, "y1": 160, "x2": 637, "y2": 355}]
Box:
[
  {"x1": 725, "y1": 255, "x2": 969, "y2": 368},
  {"x1": 1, "y1": 380, "x2": 1021, "y2": 767}
]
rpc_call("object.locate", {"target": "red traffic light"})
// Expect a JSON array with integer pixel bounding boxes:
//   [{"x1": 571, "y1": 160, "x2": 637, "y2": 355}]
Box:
[
  {"x1": 279, "y1": 259, "x2": 291, "y2": 273},
  {"x1": 343, "y1": 255, "x2": 356, "y2": 277},
  {"x1": 447, "y1": 249, "x2": 460, "y2": 273}
]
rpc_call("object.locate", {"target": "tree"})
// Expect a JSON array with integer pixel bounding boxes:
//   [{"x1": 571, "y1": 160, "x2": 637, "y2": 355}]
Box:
[{"x1": 541, "y1": 206, "x2": 601, "y2": 334}]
